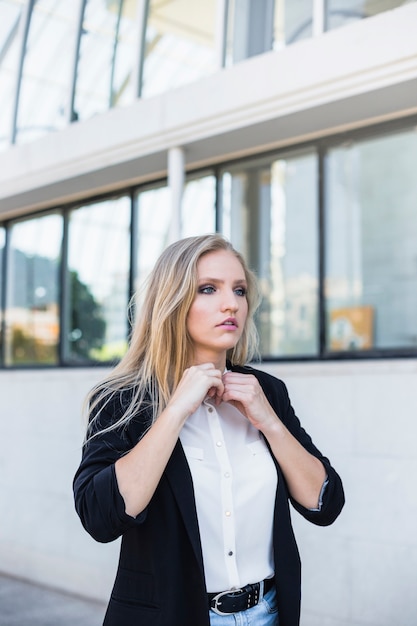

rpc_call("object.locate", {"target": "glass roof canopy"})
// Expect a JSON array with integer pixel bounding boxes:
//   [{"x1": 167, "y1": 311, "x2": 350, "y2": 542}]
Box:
[{"x1": 0, "y1": 0, "x2": 414, "y2": 151}]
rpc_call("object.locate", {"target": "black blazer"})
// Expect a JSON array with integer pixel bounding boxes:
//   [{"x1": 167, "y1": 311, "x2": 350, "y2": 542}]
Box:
[{"x1": 73, "y1": 364, "x2": 344, "y2": 626}]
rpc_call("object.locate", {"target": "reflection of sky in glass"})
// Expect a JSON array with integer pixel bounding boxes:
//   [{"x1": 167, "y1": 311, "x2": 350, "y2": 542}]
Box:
[
  {"x1": 225, "y1": 0, "x2": 313, "y2": 65},
  {"x1": 135, "y1": 175, "x2": 216, "y2": 293},
  {"x1": 0, "y1": 0, "x2": 25, "y2": 150},
  {"x1": 181, "y1": 175, "x2": 216, "y2": 238},
  {"x1": 325, "y1": 0, "x2": 409, "y2": 30},
  {"x1": 15, "y1": 1, "x2": 78, "y2": 143},
  {"x1": 221, "y1": 153, "x2": 318, "y2": 356},
  {"x1": 74, "y1": 0, "x2": 138, "y2": 120},
  {"x1": 111, "y1": 0, "x2": 139, "y2": 107},
  {"x1": 68, "y1": 197, "x2": 130, "y2": 303},
  {"x1": 325, "y1": 130, "x2": 417, "y2": 349},
  {"x1": 136, "y1": 185, "x2": 171, "y2": 290},
  {"x1": 141, "y1": 0, "x2": 216, "y2": 98},
  {"x1": 282, "y1": 0, "x2": 313, "y2": 46},
  {"x1": 10, "y1": 214, "x2": 63, "y2": 259}
]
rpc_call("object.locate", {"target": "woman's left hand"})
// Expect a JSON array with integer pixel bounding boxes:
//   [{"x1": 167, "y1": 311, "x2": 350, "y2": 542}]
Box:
[
  {"x1": 222, "y1": 372, "x2": 327, "y2": 510},
  {"x1": 221, "y1": 372, "x2": 278, "y2": 432}
]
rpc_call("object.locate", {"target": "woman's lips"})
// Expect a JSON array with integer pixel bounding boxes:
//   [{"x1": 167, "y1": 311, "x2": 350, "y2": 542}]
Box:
[{"x1": 217, "y1": 317, "x2": 238, "y2": 328}]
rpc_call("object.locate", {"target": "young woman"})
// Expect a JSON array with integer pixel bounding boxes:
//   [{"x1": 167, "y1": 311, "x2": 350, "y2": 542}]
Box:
[{"x1": 73, "y1": 234, "x2": 344, "y2": 626}]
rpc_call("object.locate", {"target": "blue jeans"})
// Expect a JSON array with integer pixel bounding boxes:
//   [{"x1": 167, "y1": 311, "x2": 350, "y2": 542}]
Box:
[{"x1": 209, "y1": 585, "x2": 279, "y2": 626}]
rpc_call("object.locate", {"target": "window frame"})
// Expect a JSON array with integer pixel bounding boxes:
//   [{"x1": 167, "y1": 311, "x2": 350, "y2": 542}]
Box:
[{"x1": 1, "y1": 117, "x2": 417, "y2": 367}]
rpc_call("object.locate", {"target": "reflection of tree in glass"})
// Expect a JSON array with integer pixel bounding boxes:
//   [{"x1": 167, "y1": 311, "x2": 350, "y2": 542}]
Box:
[
  {"x1": 12, "y1": 327, "x2": 57, "y2": 364},
  {"x1": 70, "y1": 271, "x2": 106, "y2": 360}
]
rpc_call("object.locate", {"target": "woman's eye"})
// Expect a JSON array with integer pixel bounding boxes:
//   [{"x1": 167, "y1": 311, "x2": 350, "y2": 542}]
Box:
[
  {"x1": 199, "y1": 285, "x2": 216, "y2": 294},
  {"x1": 234, "y1": 287, "x2": 247, "y2": 297}
]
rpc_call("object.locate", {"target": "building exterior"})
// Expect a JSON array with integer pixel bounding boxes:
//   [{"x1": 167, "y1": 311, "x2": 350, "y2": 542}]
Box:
[{"x1": 1, "y1": 1, "x2": 417, "y2": 624}]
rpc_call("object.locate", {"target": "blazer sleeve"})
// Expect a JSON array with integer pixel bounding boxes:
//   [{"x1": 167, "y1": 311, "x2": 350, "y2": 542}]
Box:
[
  {"x1": 73, "y1": 397, "x2": 148, "y2": 543},
  {"x1": 243, "y1": 366, "x2": 345, "y2": 527}
]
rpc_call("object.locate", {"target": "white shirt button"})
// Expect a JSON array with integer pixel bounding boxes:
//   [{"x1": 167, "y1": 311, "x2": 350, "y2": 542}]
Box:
[
  {"x1": 208, "y1": 407, "x2": 213, "y2": 413},
  {"x1": 225, "y1": 511, "x2": 231, "y2": 517},
  {"x1": 216, "y1": 441, "x2": 222, "y2": 447},
  {"x1": 224, "y1": 472, "x2": 230, "y2": 478}
]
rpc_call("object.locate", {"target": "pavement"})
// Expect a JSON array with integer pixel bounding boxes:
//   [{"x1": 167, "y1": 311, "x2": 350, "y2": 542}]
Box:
[{"x1": 0, "y1": 574, "x2": 106, "y2": 626}]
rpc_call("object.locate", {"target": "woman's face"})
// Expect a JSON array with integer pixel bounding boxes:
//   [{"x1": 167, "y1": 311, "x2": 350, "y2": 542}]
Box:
[{"x1": 187, "y1": 249, "x2": 248, "y2": 368}]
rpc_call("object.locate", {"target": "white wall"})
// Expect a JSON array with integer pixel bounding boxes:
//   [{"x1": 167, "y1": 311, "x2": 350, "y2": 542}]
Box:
[
  {"x1": 0, "y1": 368, "x2": 119, "y2": 601},
  {"x1": 1, "y1": 359, "x2": 416, "y2": 625}
]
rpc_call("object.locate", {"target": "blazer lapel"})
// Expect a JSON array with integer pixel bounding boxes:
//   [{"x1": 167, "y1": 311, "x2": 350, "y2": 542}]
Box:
[{"x1": 165, "y1": 439, "x2": 205, "y2": 575}]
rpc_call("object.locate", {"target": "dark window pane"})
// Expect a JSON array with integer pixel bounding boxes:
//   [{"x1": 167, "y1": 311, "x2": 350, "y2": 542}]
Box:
[
  {"x1": 221, "y1": 150, "x2": 319, "y2": 357},
  {"x1": 5, "y1": 214, "x2": 62, "y2": 365},
  {"x1": 66, "y1": 196, "x2": 130, "y2": 362},
  {"x1": 325, "y1": 129, "x2": 417, "y2": 352}
]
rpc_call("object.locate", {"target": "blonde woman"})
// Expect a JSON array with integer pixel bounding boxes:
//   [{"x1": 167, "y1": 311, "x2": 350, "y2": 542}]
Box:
[{"x1": 73, "y1": 234, "x2": 344, "y2": 626}]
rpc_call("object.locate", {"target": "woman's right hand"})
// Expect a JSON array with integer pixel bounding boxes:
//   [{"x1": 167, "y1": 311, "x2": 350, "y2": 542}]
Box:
[
  {"x1": 166, "y1": 363, "x2": 224, "y2": 423},
  {"x1": 115, "y1": 364, "x2": 223, "y2": 518}
]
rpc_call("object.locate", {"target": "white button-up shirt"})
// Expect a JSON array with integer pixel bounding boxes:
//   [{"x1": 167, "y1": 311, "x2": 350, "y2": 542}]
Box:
[{"x1": 180, "y1": 397, "x2": 278, "y2": 593}]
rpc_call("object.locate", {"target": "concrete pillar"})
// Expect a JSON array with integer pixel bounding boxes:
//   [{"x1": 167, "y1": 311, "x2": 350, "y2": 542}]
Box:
[{"x1": 167, "y1": 146, "x2": 185, "y2": 243}]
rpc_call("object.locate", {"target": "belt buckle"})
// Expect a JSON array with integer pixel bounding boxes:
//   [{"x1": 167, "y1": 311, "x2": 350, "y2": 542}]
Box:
[{"x1": 210, "y1": 588, "x2": 243, "y2": 615}]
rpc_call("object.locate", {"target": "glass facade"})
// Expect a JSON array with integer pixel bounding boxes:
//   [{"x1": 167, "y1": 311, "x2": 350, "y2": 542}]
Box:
[
  {"x1": 221, "y1": 150, "x2": 319, "y2": 357},
  {"x1": 73, "y1": 0, "x2": 140, "y2": 122},
  {"x1": 0, "y1": 122, "x2": 416, "y2": 366},
  {"x1": 4, "y1": 214, "x2": 62, "y2": 365},
  {"x1": 325, "y1": 128, "x2": 417, "y2": 352},
  {"x1": 0, "y1": 226, "x2": 5, "y2": 361},
  {"x1": 0, "y1": 0, "x2": 26, "y2": 149},
  {"x1": 14, "y1": 1, "x2": 77, "y2": 144},
  {"x1": 66, "y1": 196, "x2": 131, "y2": 363},
  {"x1": 0, "y1": 0, "x2": 415, "y2": 148},
  {"x1": 135, "y1": 184, "x2": 171, "y2": 292},
  {"x1": 140, "y1": 0, "x2": 217, "y2": 98},
  {"x1": 326, "y1": 0, "x2": 412, "y2": 31},
  {"x1": 182, "y1": 174, "x2": 216, "y2": 238},
  {"x1": 134, "y1": 174, "x2": 217, "y2": 293},
  {"x1": 225, "y1": 0, "x2": 313, "y2": 64}
]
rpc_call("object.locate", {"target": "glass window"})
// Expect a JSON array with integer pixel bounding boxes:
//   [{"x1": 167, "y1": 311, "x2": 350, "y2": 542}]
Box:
[
  {"x1": 225, "y1": 0, "x2": 313, "y2": 64},
  {"x1": 4, "y1": 214, "x2": 62, "y2": 366},
  {"x1": 134, "y1": 185, "x2": 171, "y2": 291},
  {"x1": 283, "y1": 0, "x2": 313, "y2": 45},
  {"x1": 0, "y1": 0, "x2": 26, "y2": 150},
  {"x1": 140, "y1": 0, "x2": 217, "y2": 98},
  {"x1": 325, "y1": 128, "x2": 417, "y2": 352},
  {"x1": 221, "y1": 150, "x2": 319, "y2": 357},
  {"x1": 134, "y1": 175, "x2": 216, "y2": 294},
  {"x1": 14, "y1": 1, "x2": 78, "y2": 144},
  {"x1": 181, "y1": 173, "x2": 216, "y2": 237},
  {"x1": 66, "y1": 196, "x2": 131, "y2": 363},
  {"x1": 73, "y1": 0, "x2": 140, "y2": 121},
  {"x1": 0, "y1": 226, "x2": 5, "y2": 363},
  {"x1": 326, "y1": 0, "x2": 413, "y2": 31}
]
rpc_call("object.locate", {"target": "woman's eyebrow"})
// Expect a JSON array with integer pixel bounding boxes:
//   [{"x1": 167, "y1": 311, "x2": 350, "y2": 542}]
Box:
[
  {"x1": 197, "y1": 277, "x2": 247, "y2": 285},
  {"x1": 198, "y1": 277, "x2": 223, "y2": 284}
]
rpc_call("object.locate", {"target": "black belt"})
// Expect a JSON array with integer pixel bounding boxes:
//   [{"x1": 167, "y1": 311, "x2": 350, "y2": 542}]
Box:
[{"x1": 208, "y1": 578, "x2": 274, "y2": 615}]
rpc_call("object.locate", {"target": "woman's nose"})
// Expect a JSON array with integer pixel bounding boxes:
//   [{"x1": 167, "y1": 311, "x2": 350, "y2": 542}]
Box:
[{"x1": 221, "y1": 291, "x2": 239, "y2": 312}]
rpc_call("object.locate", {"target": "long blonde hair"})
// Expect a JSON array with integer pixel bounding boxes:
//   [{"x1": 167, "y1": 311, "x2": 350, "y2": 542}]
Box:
[{"x1": 85, "y1": 234, "x2": 260, "y2": 441}]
